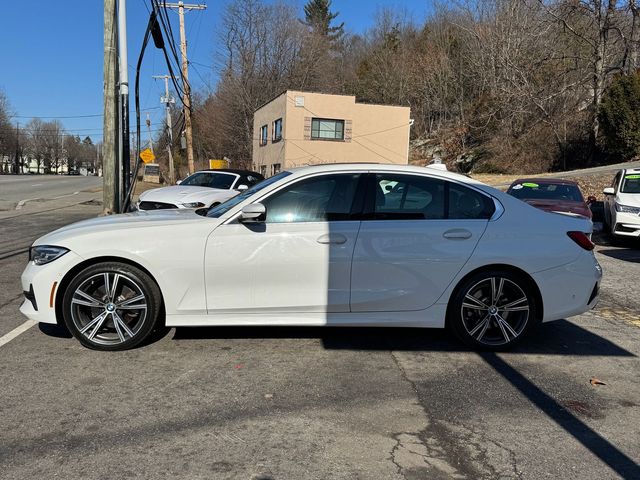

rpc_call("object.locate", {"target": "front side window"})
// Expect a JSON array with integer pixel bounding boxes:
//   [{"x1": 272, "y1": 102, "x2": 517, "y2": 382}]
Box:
[
  {"x1": 273, "y1": 118, "x2": 282, "y2": 142},
  {"x1": 372, "y1": 174, "x2": 494, "y2": 220},
  {"x1": 260, "y1": 125, "x2": 268, "y2": 146},
  {"x1": 311, "y1": 118, "x2": 344, "y2": 140},
  {"x1": 180, "y1": 172, "x2": 237, "y2": 190},
  {"x1": 261, "y1": 173, "x2": 361, "y2": 223}
]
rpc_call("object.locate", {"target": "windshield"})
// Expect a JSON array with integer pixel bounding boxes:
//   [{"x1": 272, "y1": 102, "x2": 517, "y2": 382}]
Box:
[
  {"x1": 206, "y1": 171, "x2": 292, "y2": 218},
  {"x1": 180, "y1": 172, "x2": 237, "y2": 189},
  {"x1": 507, "y1": 182, "x2": 583, "y2": 202},
  {"x1": 620, "y1": 174, "x2": 640, "y2": 193}
]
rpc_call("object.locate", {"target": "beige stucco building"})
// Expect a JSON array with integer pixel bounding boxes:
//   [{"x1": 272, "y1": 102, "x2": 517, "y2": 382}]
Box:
[{"x1": 252, "y1": 90, "x2": 411, "y2": 177}]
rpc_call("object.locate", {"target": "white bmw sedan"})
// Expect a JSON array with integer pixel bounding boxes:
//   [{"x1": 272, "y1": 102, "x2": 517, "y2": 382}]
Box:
[{"x1": 21, "y1": 164, "x2": 602, "y2": 351}]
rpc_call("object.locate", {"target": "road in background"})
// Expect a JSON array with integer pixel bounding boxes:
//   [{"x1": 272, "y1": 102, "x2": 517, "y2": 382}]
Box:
[{"x1": 0, "y1": 175, "x2": 102, "y2": 215}]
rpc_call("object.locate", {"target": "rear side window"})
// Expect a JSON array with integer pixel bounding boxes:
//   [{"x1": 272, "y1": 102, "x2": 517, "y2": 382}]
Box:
[{"x1": 372, "y1": 174, "x2": 494, "y2": 220}]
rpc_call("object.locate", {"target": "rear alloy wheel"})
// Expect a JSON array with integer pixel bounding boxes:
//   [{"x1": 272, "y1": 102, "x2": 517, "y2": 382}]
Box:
[
  {"x1": 450, "y1": 271, "x2": 537, "y2": 350},
  {"x1": 62, "y1": 262, "x2": 162, "y2": 351}
]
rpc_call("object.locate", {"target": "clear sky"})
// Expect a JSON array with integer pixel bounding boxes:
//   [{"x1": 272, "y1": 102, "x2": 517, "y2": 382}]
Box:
[{"x1": 0, "y1": 0, "x2": 430, "y2": 143}]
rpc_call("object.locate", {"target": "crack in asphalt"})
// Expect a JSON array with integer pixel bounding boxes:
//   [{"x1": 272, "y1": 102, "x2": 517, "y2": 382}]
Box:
[{"x1": 388, "y1": 349, "x2": 527, "y2": 479}]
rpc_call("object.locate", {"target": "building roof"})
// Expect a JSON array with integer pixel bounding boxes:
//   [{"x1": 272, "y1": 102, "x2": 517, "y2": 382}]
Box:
[{"x1": 253, "y1": 89, "x2": 410, "y2": 113}]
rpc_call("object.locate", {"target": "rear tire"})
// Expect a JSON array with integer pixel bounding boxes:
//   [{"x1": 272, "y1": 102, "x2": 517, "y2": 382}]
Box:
[
  {"x1": 448, "y1": 270, "x2": 539, "y2": 351},
  {"x1": 62, "y1": 262, "x2": 162, "y2": 351}
]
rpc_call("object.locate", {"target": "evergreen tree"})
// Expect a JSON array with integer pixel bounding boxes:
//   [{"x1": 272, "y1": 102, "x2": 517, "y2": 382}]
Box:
[
  {"x1": 303, "y1": 0, "x2": 344, "y2": 40},
  {"x1": 599, "y1": 72, "x2": 640, "y2": 159}
]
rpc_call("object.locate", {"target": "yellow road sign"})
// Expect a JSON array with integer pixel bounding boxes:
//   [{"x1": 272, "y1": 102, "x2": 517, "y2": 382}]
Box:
[{"x1": 140, "y1": 148, "x2": 156, "y2": 164}]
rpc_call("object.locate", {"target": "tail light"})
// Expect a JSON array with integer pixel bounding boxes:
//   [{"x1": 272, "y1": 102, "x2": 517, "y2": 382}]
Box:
[{"x1": 567, "y1": 231, "x2": 594, "y2": 251}]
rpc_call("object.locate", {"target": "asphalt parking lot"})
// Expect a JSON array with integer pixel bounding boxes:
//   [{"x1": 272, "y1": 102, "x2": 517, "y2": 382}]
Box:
[{"x1": 0, "y1": 184, "x2": 638, "y2": 479}]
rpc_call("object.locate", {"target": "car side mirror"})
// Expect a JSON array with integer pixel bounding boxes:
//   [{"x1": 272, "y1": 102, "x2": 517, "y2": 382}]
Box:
[
  {"x1": 176, "y1": 180, "x2": 182, "y2": 185},
  {"x1": 237, "y1": 184, "x2": 249, "y2": 191},
  {"x1": 239, "y1": 203, "x2": 265, "y2": 223},
  {"x1": 602, "y1": 187, "x2": 614, "y2": 195},
  {"x1": 586, "y1": 195, "x2": 597, "y2": 204}
]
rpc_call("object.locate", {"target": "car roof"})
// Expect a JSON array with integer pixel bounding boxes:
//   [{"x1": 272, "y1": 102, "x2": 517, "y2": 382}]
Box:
[
  {"x1": 196, "y1": 169, "x2": 263, "y2": 177},
  {"x1": 622, "y1": 168, "x2": 640, "y2": 174},
  {"x1": 285, "y1": 163, "x2": 481, "y2": 185},
  {"x1": 509, "y1": 177, "x2": 579, "y2": 186}
]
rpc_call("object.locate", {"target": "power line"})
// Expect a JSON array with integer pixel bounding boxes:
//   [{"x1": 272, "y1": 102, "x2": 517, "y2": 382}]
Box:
[{"x1": 9, "y1": 106, "x2": 161, "y2": 119}]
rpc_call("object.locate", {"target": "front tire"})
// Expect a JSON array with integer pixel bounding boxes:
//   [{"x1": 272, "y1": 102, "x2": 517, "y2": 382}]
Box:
[
  {"x1": 448, "y1": 270, "x2": 538, "y2": 351},
  {"x1": 62, "y1": 262, "x2": 162, "y2": 351}
]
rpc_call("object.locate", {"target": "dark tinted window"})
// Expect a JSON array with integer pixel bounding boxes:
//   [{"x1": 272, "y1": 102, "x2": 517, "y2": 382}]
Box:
[
  {"x1": 181, "y1": 172, "x2": 236, "y2": 189},
  {"x1": 373, "y1": 174, "x2": 494, "y2": 220},
  {"x1": 374, "y1": 174, "x2": 446, "y2": 220},
  {"x1": 449, "y1": 183, "x2": 495, "y2": 219},
  {"x1": 262, "y1": 174, "x2": 360, "y2": 223},
  {"x1": 507, "y1": 182, "x2": 583, "y2": 202}
]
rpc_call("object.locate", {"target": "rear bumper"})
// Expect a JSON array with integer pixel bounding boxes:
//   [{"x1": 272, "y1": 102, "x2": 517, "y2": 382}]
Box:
[{"x1": 532, "y1": 252, "x2": 602, "y2": 322}]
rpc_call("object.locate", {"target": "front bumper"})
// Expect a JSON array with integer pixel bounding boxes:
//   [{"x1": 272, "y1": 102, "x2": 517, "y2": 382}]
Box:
[
  {"x1": 613, "y1": 211, "x2": 640, "y2": 237},
  {"x1": 19, "y1": 250, "x2": 84, "y2": 324},
  {"x1": 532, "y1": 252, "x2": 602, "y2": 322}
]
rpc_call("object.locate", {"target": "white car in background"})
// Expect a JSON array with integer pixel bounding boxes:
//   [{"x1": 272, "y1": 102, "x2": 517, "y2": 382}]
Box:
[
  {"x1": 21, "y1": 163, "x2": 601, "y2": 351},
  {"x1": 137, "y1": 169, "x2": 264, "y2": 211},
  {"x1": 603, "y1": 168, "x2": 640, "y2": 238}
]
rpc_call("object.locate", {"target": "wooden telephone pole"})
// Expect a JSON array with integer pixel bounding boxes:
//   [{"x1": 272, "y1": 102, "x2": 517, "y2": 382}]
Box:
[
  {"x1": 103, "y1": 0, "x2": 119, "y2": 214},
  {"x1": 163, "y1": 2, "x2": 207, "y2": 175}
]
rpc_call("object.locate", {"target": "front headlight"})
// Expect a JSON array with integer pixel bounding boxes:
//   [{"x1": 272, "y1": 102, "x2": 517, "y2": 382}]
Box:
[
  {"x1": 29, "y1": 245, "x2": 69, "y2": 265},
  {"x1": 182, "y1": 202, "x2": 205, "y2": 208},
  {"x1": 615, "y1": 203, "x2": 640, "y2": 214}
]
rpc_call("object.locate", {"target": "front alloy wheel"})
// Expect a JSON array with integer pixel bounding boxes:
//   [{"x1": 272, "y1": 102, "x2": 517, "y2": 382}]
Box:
[
  {"x1": 62, "y1": 262, "x2": 162, "y2": 350},
  {"x1": 450, "y1": 271, "x2": 536, "y2": 350}
]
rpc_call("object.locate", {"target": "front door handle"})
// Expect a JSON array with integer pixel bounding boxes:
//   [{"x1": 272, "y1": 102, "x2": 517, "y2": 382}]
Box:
[
  {"x1": 317, "y1": 233, "x2": 348, "y2": 245},
  {"x1": 443, "y1": 229, "x2": 472, "y2": 240}
]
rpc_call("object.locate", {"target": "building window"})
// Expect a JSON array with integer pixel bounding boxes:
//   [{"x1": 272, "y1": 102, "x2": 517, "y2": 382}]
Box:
[
  {"x1": 260, "y1": 125, "x2": 268, "y2": 146},
  {"x1": 311, "y1": 118, "x2": 345, "y2": 141},
  {"x1": 272, "y1": 118, "x2": 282, "y2": 143},
  {"x1": 272, "y1": 163, "x2": 281, "y2": 176},
  {"x1": 260, "y1": 165, "x2": 267, "y2": 177}
]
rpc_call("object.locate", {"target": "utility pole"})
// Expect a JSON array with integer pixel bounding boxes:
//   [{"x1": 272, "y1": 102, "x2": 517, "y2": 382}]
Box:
[
  {"x1": 164, "y1": 2, "x2": 207, "y2": 174},
  {"x1": 153, "y1": 75, "x2": 176, "y2": 184},
  {"x1": 13, "y1": 122, "x2": 20, "y2": 174},
  {"x1": 103, "y1": 0, "x2": 119, "y2": 214},
  {"x1": 146, "y1": 113, "x2": 154, "y2": 154},
  {"x1": 117, "y1": 0, "x2": 130, "y2": 211}
]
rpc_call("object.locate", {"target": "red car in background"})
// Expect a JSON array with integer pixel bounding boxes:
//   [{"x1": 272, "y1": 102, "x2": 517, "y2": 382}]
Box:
[{"x1": 506, "y1": 178, "x2": 594, "y2": 219}]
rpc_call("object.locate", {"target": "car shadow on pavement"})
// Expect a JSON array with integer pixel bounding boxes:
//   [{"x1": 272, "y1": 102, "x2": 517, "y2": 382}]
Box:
[
  {"x1": 598, "y1": 248, "x2": 640, "y2": 263},
  {"x1": 174, "y1": 320, "x2": 633, "y2": 357}
]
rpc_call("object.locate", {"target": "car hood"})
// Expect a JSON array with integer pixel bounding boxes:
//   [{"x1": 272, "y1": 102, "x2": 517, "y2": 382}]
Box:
[
  {"x1": 139, "y1": 185, "x2": 234, "y2": 205},
  {"x1": 617, "y1": 192, "x2": 640, "y2": 207},
  {"x1": 34, "y1": 209, "x2": 213, "y2": 246},
  {"x1": 523, "y1": 199, "x2": 592, "y2": 218}
]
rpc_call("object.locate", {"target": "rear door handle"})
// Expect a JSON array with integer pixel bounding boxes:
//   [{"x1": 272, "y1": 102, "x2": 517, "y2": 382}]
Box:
[
  {"x1": 443, "y1": 229, "x2": 472, "y2": 240},
  {"x1": 317, "y1": 233, "x2": 347, "y2": 245}
]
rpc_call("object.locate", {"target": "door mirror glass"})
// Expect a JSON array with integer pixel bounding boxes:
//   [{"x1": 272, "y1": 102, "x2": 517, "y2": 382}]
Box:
[
  {"x1": 240, "y1": 203, "x2": 266, "y2": 223},
  {"x1": 237, "y1": 184, "x2": 249, "y2": 191},
  {"x1": 603, "y1": 187, "x2": 614, "y2": 195}
]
